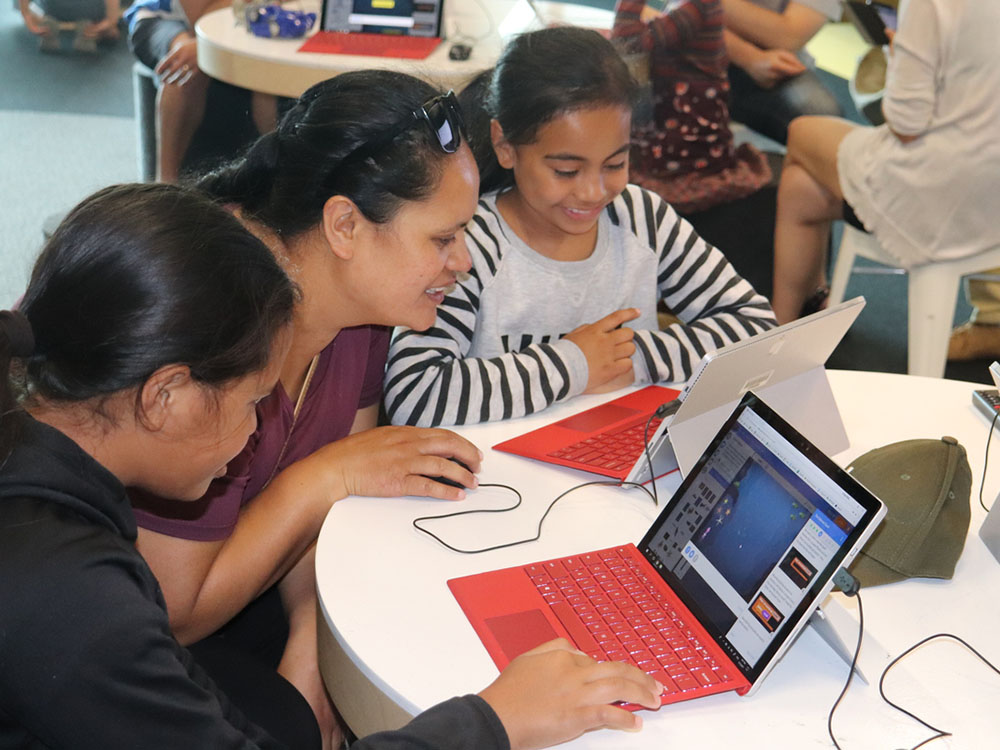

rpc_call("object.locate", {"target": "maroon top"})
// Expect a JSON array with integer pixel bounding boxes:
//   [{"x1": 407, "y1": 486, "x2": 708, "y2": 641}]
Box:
[{"x1": 132, "y1": 325, "x2": 391, "y2": 541}]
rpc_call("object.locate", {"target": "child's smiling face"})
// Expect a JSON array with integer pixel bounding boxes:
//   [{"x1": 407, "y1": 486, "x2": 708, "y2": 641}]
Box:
[{"x1": 494, "y1": 105, "x2": 632, "y2": 250}]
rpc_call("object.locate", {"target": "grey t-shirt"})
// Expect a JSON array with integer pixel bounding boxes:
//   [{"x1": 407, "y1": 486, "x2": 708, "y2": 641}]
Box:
[{"x1": 748, "y1": 0, "x2": 841, "y2": 21}]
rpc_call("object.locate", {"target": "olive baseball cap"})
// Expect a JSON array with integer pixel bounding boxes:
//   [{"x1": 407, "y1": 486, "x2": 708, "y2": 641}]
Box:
[{"x1": 846, "y1": 436, "x2": 971, "y2": 588}]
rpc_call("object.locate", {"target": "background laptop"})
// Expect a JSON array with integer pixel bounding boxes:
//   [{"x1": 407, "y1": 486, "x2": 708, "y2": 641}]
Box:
[
  {"x1": 495, "y1": 297, "x2": 865, "y2": 483},
  {"x1": 450, "y1": 392, "x2": 886, "y2": 705},
  {"x1": 320, "y1": 0, "x2": 443, "y2": 36},
  {"x1": 306, "y1": 0, "x2": 444, "y2": 58}
]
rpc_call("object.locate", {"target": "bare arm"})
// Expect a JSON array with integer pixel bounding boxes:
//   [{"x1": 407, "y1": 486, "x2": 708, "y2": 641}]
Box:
[
  {"x1": 138, "y1": 402, "x2": 480, "y2": 644},
  {"x1": 721, "y1": 0, "x2": 827, "y2": 51},
  {"x1": 19, "y1": 0, "x2": 47, "y2": 34},
  {"x1": 137, "y1": 455, "x2": 348, "y2": 644},
  {"x1": 724, "y1": 28, "x2": 806, "y2": 87}
]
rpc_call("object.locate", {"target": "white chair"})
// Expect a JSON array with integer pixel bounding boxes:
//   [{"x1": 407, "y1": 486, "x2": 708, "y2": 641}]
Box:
[{"x1": 829, "y1": 224, "x2": 1000, "y2": 378}]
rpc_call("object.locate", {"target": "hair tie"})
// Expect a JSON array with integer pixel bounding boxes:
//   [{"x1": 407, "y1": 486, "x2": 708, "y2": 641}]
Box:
[{"x1": 0, "y1": 310, "x2": 35, "y2": 358}]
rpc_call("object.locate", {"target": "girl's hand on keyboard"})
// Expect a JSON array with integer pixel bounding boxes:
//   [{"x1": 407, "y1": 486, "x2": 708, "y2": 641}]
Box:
[
  {"x1": 308, "y1": 425, "x2": 483, "y2": 501},
  {"x1": 478, "y1": 638, "x2": 662, "y2": 750}
]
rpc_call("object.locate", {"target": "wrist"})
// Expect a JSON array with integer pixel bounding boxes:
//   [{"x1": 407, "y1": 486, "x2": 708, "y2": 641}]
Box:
[{"x1": 272, "y1": 456, "x2": 349, "y2": 516}]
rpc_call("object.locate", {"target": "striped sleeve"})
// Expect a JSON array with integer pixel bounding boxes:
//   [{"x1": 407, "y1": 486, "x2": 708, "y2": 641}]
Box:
[
  {"x1": 383, "y1": 209, "x2": 587, "y2": 427},
  {"x1": 616, "y1": 186, "x2": 778, "y2": 384}
]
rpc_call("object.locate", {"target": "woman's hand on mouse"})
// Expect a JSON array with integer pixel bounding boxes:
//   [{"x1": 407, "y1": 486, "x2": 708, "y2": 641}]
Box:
[
  {"x1": 564, "y1": 308, "x2": 639, "y2": 394},
  {"x1": 478, "y1": 639, "x2": 662, "y2": 750},
  {"x1": 305, "y1": 426, "x2": 482, "y2": 501}
]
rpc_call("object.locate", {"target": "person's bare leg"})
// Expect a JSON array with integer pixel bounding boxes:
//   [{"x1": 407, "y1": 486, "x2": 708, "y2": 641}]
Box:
[
  {"x1": 156, "y1": 69, "x2": 210, "y2": 182},
  {"x1": 278, "y1": 546, "x2": 344, "y2": 750},
  {"x1": 772, "y1": 116, "x2": 859, "y2": 324},
  {"x1": 251, "y1": 92, "x2": 278, "y2": 136}
]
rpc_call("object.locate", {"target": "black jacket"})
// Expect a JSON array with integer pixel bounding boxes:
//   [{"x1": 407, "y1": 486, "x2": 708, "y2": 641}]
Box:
[{"x1": 0, "y1": 415, "x2": 508, "y2": 749}]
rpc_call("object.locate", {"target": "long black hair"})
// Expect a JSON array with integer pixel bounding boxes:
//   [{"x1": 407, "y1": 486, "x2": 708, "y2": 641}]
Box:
[
  {"x1": 198, "y1": 69, "x2": 460, "y2": 236},
  {"x1": 0, "y1": 183, "x2": 296, "y2": 461},
  {"x1": 459, "y1": 26, "x2": 640, "y2": 195}
]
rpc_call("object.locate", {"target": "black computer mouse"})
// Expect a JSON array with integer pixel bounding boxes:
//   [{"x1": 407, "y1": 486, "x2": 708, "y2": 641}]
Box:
[
  {"x1": 425, "y1": 457, "x2": 472, "y2": 488},
  {"x1": 448, "y1": 43, "x2": 472, "y2": 61}
]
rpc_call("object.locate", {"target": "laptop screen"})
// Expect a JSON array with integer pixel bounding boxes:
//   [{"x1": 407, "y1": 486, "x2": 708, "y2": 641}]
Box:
[
  {"x1": 638, "y1": 392, "x2": 882, "y2": 683},
  {"x1": 321, "y1": 0, "x2": 444, "y2": 36}
]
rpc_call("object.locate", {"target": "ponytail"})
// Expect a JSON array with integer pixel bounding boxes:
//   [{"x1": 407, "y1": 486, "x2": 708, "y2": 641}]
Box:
[
  {"x1": 0, "y1": 310, "x2": 35, "y2": 462},
  {"x1": 198, "y1": 71, "x2": 458, "y2": 237},
  {"x1": 196, "y1": 129, "x2": 280, "y2": 220}
]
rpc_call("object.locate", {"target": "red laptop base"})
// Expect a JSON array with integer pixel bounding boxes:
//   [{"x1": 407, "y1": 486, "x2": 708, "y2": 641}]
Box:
[
  {"x1": 493, "y1": 386, "x2": 681, "y2": 481},
  {"x1": 449, "y1": 544, "x2": 750, "y2": 708},
  {"x1": 298, "y1": 31, "x2": 442, "y2": 59}
]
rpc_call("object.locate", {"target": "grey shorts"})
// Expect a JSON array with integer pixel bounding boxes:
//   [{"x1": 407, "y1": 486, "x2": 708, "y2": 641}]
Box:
[
  {"x1": 36, "y1": 0, "x2": 105, "y2": 22},
  {"x1": 129, "y1": 17, "x2": 189, "y2": 70}
]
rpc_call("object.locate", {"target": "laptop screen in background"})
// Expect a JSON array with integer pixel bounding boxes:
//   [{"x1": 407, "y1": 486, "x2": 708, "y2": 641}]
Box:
[
  {"x1": 322, "y1": 0, "x2": 443, "y2": 36},
  {"x1": 639, "y1": 395, "x2": 877, "y2": 682}
]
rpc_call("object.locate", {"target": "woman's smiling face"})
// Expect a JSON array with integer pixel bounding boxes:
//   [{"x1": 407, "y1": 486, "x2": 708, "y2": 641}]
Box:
[{"x1": 352, "y1": 144, "x2": 480, "y2": 332}]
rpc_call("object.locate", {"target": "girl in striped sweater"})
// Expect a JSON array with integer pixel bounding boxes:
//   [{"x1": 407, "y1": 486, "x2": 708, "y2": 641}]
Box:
[{"x1": 384, "y1": 26, "x2": 777, "y2": 428}]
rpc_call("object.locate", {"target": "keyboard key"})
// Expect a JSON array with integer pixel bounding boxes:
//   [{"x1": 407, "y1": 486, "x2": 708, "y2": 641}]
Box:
[
  {"x1": 550, "y1": 600, "x2": 597, "y2": 651},
  {"x1": 649, "y1": 671, "x2": 678, "y2": 695},
  {"x1": 693, "y1": 669, "x2": 719, "y2": 686},
  {"x1": 674, "y1": 675, "x2": 700, "y2": 692}
]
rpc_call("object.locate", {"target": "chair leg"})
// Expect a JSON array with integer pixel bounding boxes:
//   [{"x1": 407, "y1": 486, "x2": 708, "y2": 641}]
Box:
[
  {"x1": 907, "y1": 266, "x2": 960, "y2": 378},
  {"x1": 828, "y1": 225, "x2": 858, "y2": 306}
]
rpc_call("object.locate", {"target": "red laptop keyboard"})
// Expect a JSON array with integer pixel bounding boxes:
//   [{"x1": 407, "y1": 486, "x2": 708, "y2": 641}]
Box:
[
  {"x1": 524, "y1": 546, "x2": 736, "y2": 701},
  {"x1": 298, "y1": 31, "x2": 442, "y2": 59},
  {"x1": 546, "y1": 416, "x2": 663, "y2": 472}
]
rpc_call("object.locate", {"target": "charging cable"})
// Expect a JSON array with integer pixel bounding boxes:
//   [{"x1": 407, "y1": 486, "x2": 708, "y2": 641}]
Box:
[
  {"x1": 980, "y1": 409, "x2": 999, "y2": 512},
  {"x1": 827, "y1": 568, "x2": 863, "y2": 750}
]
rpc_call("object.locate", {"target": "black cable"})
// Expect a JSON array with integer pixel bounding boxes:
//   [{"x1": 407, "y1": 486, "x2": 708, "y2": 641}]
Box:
[
  {"x1": 980, "y1": 408, "x2": 999, "y2": 512},
  {"x1": 827, "y1": 575, "x2": 863, "y2": 750},
  {"x1": 641, "y1": 410, "x2": 661, "y2": 507},
  {"x1": 877, "y1": 631, "x2": 1000, "y2": 749},
  {"x1": 414, "y1": 401, "x2": 675, "y2": 554},
  {"x1": 412, "y1": 479, "x2": 657, "y2": 554}
]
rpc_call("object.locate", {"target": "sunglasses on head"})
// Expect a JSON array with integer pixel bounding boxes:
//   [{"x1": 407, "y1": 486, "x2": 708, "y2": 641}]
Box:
[{"x1": 339, "y1": 91, "x2": 465, "y2": 168}]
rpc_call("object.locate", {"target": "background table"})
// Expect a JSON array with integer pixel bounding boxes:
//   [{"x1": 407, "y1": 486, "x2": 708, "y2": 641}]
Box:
[
  {"x1": 316, "y1": 370, "x2": 1000, "y2": 748},
  {"x1": 195, "y1": 1, "x2": 614, "y2": 98}
]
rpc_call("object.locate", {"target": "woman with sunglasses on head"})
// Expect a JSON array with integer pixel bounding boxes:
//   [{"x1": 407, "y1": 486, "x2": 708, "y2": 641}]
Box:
[
  {"x1": 132, "y1": 70, "x2": 661, "y2": 748},
  {"x1": 0, "y1": 182, "x2": 662, "y2": 749},
  {"x1": 384, "y1": 26, "x2": 776, "y2": 428}
]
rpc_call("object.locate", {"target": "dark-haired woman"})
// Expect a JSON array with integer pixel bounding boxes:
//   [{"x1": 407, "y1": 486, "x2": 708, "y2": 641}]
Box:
[
  {"x1": 132, "y1": 69, "x2": 664, "y2": 747},
  {"x1": 384, "y1": 26, "x2": 776, "y2": 428},
  {"x1": 0, "y1": 183, "x2": 662, "y2": 749},
  {"x1": 0, "y1": 183, "x2": 309, "y2": 747}
]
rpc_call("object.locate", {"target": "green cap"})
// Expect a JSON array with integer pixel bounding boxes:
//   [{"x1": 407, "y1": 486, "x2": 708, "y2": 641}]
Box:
[{"x1": 846, "y1": 436, "x2": 971, "y2": 588}]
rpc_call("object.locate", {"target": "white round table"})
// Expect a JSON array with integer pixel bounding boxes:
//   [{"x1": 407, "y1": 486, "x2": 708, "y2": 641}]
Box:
[
  {"x1": 195, "y1": 1, "x2": 614, "y2": 98},
  {"x1": 317, "y1": 370, "x2": 1000, "y2": 747}
]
